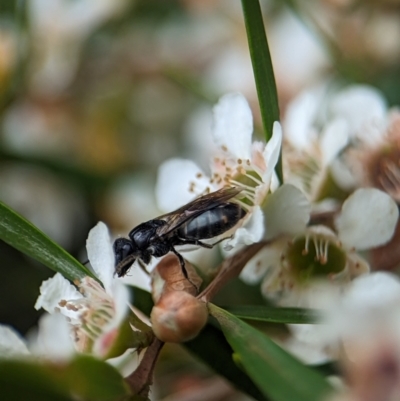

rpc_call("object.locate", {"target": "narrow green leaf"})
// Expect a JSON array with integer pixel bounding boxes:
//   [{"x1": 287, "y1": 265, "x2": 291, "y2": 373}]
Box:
[
  {"x1": 225, "y1": 305, "x2": 321, "y2": 324},
  {"x1": 0, "y1": 360, "x2": 73, "y2": 401},
  {"x1": 209, "y1": 304, "x2": 332, "y2": 401},
  {"x1": 0, "y1": 201, "x2": 96, "y2": 282},
  {"x1": 185, "y1": 323, "x2": 269, "y2": 401},
  {"x1": 241, "y1": 0, "x2": 283, "y2": 183},
  {"x1": 63, "y1": 355, "x2": 130, "y2": 401},
  {"x1": 0, "y1": 356, "x2": 130, "y2": 401}
]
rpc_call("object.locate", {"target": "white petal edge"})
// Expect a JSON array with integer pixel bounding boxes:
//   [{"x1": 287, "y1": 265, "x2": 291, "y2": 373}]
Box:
[
  {"x1": 336, "y1": 188, "x2": 399, "y2": 250},
  {"x1": 87, "y1": 221, "x2": 115, "y2": 293},
  {"x1": 284, "y1": 90, "x2": 319, "y2": 150},
  {"x1": 263, "y1": 184, "x2": 310, "y2": 239},
  {"x1": 106, "y1": 280, "x2": 130, "y2": 330},
  {"x1": 155, "y1": 158, "x2": 211, "y2": 212},
  {"x1": 262, "y1": 121, "x2": 282, "y2": 184},
  {"x1": 240, "y1": 243, "x2": 282, "y2": 285},
  {"x1": 329, "y1": 85, "x2": 387, "y2": 136},
  {"x1": 29, "y1": 313, "x2": 75, "y2": 361},
  {"x1": 344, "y1": 272, "x2": 400, "y2": 310},
  {"x1": 212, "y1": 92, "x2": 253, "y2": 160},
  {"x1": 329, "y1": 158, "x2": 358, "y2": 191},
  {"x1": 320, "y1": 118, "x2": 349, "y2": 165},
  {"x1": 0, "y1": 325, "x2": 30, "y2": 358},
  {"x1": 35, "y1": 273, "x2": 81, "y2": 319}
]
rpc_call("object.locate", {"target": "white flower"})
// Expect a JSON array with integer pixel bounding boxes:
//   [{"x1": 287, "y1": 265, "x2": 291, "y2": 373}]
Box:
[
  {"x1": 333, "y1": 109, "x2": 400, "y2": 204},
  {"x1": 0, "y1": 314, "x2": 75, "y2": 362},
  {"x1": 28, "y1": 0, "x2": 128, "y2": 94},
  {"x1": 241, "y1": 188, "x2": 398, "y2": 305},
  {"x1": 155, "y1": 92, "x2": 282, "y2": 250},
  {"x1": 321, "y1": 272, "x2": 400, "y2": 364},
  {"x1": 0, "y1": 326, "x2": 30, "y2": 359},
  {"x1": 283, "y1": 84, "x2": 388, "y2": 200},
  {"x1": 34, "y1": 222, "x2": 130, "y2": 357}
]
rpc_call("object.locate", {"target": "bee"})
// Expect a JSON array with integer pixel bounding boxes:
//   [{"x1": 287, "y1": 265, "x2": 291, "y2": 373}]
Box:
[{"x1": 113, "y1": 186, "x2": 246, "y2": 282}]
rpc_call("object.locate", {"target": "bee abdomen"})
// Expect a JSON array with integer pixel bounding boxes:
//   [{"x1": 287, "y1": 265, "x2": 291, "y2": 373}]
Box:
[{"x1": 178, "y1": 203, "x2": 246, "y2": 240}]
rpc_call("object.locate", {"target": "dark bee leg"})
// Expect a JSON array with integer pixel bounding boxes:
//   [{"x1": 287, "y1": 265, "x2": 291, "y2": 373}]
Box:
[
  {"x1": 170, "y1": 247, "x2": 199, "y2": 293},
  {"x1": 208, "y1": 236, "x2": 233, "y2": 247},
  {"x1": 175, "y1": 237, "x2": 213, "y2": 249},
  {"x1": 175, "y1": 236, "x2": 235, "y2": 249},
  {"x1": 137, "y1": 259, "x2": 150, "y2": 275}
]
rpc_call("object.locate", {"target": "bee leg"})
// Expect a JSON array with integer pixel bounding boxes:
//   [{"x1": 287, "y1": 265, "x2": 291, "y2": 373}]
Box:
[
  {"x1": 137, "y1": 259, "x2": 150, "y2": 275},
  {"x1": 170, "y1": 248, "x2": 199, "y2": 293},
  {"x1": 209, "y1": 236, "x2": 233, "y2": 246},
  {"x1": 176, "y1": 237, "x2": 213, "y2": 249}
]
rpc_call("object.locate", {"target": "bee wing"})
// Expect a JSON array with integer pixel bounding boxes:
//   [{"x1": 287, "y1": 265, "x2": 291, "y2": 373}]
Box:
[{"x1": 156, "y1": 186, "x2": 243, "y2": 236}]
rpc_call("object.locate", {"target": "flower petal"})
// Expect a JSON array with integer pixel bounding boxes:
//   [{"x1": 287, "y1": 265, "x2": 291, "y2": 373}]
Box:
[
  {"x1": 155, "y1": 158, "x2": 211, "y2": 212},
  {"x1": 120, "y1": 262, "x2": 153, "y2": 291},
  {"x1": 28, "y1": 313, "x2": 75, "y2": 361},
  {"x1": 345, "y1": 272, "x2": 400, "y2": 310},
  {"x1": 35, "y1": 273, "x2": 81, "y2": 318},
  {"x1": 212, "y1": 93, "x2": 253, "y2": 160},
  {"x1": 336, "y1": 188, "x2": 399, "y2": 250},
  {"x1": 240, "y1": 243, "x2": 281, "y2": 285},
  {"x1": 262, "y1": 121, "x2": 282, "y2": 184},
  {"x1": 107, "y1": 280, "x2": 130, "y2": 328},
  {"x1": 320, "y1": 118, "x2": 349, "y2": 165},
  {"x1": 330, "y1": 158, "x2": 358, "y2": 191},
  {"x1": 330, "y1": 85, "x2": 387, "y2": 138},
  {"x1": 87, "y1": 221, "x2": 115, "y2": 293},
  {"x1": 284, "y1": 90, "x2": 319, "y2": 150},
  {"x1": 263, "y1": 184, "x2": 310, "y2": 239},
  {"x1": 0, "y1": 325, "x2": 29, "y2": 358}
]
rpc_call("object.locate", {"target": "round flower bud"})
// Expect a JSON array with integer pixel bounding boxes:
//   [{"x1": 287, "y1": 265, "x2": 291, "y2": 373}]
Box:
[{"x1": 151, "y1": 291, "x2": 208, "y2": 343}]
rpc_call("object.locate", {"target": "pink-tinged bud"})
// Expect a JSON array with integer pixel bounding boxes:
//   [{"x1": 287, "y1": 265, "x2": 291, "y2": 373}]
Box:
[
  {"x1": 151, "y1": 291, "x2": 208, "y2": 343},
  {"x1": 151, "y1": 254, "x2": 202, "y2": 303}
]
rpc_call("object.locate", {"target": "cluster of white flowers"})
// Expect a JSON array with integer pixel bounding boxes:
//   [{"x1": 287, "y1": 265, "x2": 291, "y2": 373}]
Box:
[
  {"x1": 155, "y1": 87, "x2": 399, "y2": 308},
  {"x1": 154, "y1": 85, "x2": 400, "y2": 394},
  {"x1": 2, "y1": 84, "x2": 400, "y2": 395}
]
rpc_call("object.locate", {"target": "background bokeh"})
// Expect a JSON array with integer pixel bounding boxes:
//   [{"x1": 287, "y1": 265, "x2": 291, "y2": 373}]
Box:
[{"x1": 1, "y1": 0, "x2": 400, "y2": 398}]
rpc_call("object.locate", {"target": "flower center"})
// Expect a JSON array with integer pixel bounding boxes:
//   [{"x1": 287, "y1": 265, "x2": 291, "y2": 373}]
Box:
[
  {"x1": 59, "y1": 278, "x2": 115, "y2": 353},
  {"x1": 286, "y1": 234, "x2": 347, "y2": 281}
]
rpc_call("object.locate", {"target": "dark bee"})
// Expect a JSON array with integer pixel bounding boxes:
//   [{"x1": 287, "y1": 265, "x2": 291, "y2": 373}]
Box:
[{"x1": 113, "y1": 186, "x2": 246, "y2": 282}]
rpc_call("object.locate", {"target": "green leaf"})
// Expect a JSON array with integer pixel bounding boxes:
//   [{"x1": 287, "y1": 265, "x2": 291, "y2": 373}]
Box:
[
  {"x1": 61, "y1": 355, "x2": 130, "y2": 401},
  {"x1": 0, "y1": 360, "x2": 73, "y2": 401},
  {"x1": 0, "y1": 201, "x2": 96, "y2": 282},
  {"x1": 241, "y1": 0, "x2": 283, "y2": 183},
  {"x1": 0, "y1": 356, "x2": 130, "y2": 401},
  {"x1": 185, "y1": 323, "x2": 269, "y2": 401},
  {"x1": 209, "y1": 304, "x2": 333, "y2": 401},
  {"x1": 225, "y1": 305, "x2": 321, "y2": 324}
]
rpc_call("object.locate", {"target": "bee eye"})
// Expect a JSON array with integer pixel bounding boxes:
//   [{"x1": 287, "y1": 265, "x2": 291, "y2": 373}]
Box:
[
  {"x1": 113, "y1": 238, "x2": 134, "y2": 265},
  {"x1": 122, "y1": 243, "x2": 132, "y2": 259}
]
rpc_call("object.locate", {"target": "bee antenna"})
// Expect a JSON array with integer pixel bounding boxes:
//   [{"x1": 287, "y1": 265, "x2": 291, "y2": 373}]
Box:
[{"x1": 81, "y1": 259, "x2": 90, "y2": 266}]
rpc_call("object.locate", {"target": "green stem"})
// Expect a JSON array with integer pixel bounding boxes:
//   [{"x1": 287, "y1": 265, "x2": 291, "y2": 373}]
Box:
[{"x1": 241, "y1": 0, "x2": 283, "y2": 183}]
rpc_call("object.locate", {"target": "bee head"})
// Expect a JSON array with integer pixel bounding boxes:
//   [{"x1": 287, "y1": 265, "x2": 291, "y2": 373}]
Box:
[{"x1": 113, "y1": 238, "x2": 137, "y2": 277}]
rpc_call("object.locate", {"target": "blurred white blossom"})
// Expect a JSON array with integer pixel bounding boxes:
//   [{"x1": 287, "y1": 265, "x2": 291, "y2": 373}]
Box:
[
  {"x1": 283, "y1": 84, "x2": 388, "y2": 199},
  {"x1": 34, "y1": 222, "x2": 130, "y2": 358},
  {"x1": 28, "y1": 0, "x2": 128, "y2": 94}
]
